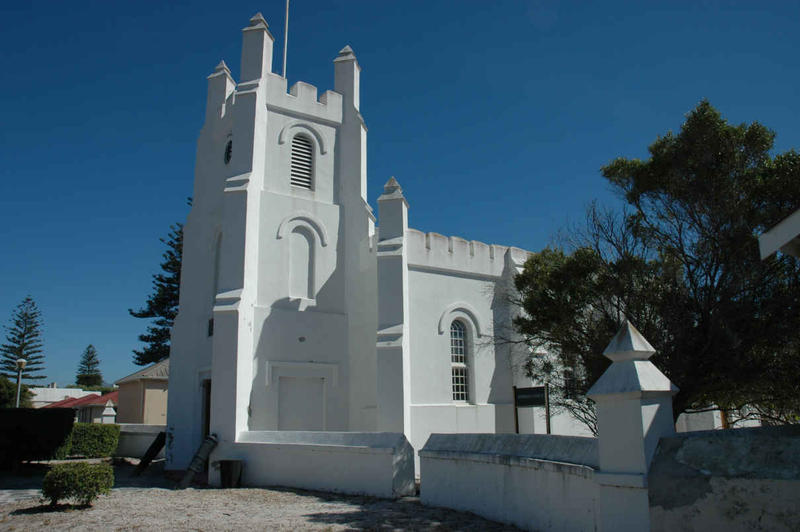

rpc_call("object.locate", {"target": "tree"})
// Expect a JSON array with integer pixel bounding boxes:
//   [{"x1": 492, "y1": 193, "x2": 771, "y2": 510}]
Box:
[
  {"x1": 130, "y1": 223, "x2": 183, "y2": 366},
  {"x1": 0, "y1": 296, "x2": 46, "y2": 382},
  {"x1": 76, "y1": 345, "x2": 103, "y2": 387},
  {"x1": 0, "y1": 375, "x2": 32, "y2": 408},
  {"x1": 514, "y1": 101, "x2": 800, "y2": 432}
]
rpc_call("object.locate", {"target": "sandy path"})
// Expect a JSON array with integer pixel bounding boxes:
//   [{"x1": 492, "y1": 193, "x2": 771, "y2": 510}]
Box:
[{"x1": 0, "y1": 485, "x2": 519, "y2": 531}]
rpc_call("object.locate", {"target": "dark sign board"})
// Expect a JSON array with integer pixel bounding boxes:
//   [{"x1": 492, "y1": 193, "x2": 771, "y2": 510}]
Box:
[{"x1": 514, "y1": 386, "x2": 546, "y2": 408}]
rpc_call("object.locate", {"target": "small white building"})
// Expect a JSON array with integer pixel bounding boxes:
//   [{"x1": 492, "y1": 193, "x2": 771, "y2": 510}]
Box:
[
  {"x1": 29, "y1": 385, "x2": 93, "y2": 408},
  {"x1": 165, "y1": 14, "x2": 589, "y2": 475}
]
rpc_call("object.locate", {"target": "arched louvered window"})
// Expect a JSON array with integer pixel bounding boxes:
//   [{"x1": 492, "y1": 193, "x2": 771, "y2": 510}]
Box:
[
  {"x1": 450, "y1": 320, "x2": 469, "y2": 401},
  {"x1": 290, "y1": 134, "x2": 313, "y2": 189}
]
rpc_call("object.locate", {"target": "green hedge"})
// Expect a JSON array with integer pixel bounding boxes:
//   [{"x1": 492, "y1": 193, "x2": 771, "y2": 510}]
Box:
[
  {"x1": 0, "y1": 408, "x2": 74, "y2": 467},
  {"x1": 59, "y1": 423, "x2": 120, "y2": 458},
  {"x1": 42, "y1": 462, "x2": 113, "y2": 506}
]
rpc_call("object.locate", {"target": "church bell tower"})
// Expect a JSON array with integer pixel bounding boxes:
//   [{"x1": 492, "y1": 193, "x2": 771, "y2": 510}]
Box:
[{"x1": 166, "y1": 13, "x2": 378, "y2": 470}]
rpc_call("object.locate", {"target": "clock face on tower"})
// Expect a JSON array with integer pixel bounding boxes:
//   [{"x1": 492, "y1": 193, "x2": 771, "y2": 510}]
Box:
[{"x1": 224, "y1": 140, "x2": 232, "y2": 165}]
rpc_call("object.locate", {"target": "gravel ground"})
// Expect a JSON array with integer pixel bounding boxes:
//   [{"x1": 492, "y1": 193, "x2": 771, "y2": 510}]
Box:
[{"x1": 0, "y1": 461, "x2": 519, "y2": 531}]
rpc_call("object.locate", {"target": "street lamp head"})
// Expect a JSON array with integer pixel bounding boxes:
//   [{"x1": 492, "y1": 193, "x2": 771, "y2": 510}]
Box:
[{"x1": 16, "y1": 358, "x2": 27, "y2": 370}]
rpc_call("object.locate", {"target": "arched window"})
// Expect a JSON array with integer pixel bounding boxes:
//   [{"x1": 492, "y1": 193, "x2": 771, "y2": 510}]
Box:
[
  {"x1": 290, "y1": 134, "x2": 313, "y2": 189},
  {"x1": 450, "y1": 320, "x2": 469, "y2": 402}
]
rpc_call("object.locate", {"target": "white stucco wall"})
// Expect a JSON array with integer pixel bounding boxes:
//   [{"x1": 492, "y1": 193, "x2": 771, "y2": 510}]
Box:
[
  {"x1": 649, "y1": 426, "x2": 800, "y2": 532},
  {"x1": 420, "y1": 433, "x2": 599, "y2": 531},
  {"x1": 209, "y1": 431, "x2": 415, "y2": 498},
  {"x1": 115, "y1": 424, "x2": 165, "y2": 459}
]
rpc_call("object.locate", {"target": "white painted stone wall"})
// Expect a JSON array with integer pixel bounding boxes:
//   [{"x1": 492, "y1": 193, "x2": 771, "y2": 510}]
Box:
[
  {"x1": 115, "y1": 424, "x2": 165, "y2": 459},
  {"x1": 649, "y1": 426, "x2": 800, "y2": 532},
  {"x1": 420, "y1": 433, "x2": 599, "y2": 531},
  {"x1": 210, "y1": 431, "x2": 415, "y2": 498}
]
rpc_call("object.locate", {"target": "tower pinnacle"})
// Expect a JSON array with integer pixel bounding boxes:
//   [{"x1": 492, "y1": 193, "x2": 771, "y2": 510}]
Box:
[{"x1": 249, "y1": 12, "x2": 269, "y2": 29}]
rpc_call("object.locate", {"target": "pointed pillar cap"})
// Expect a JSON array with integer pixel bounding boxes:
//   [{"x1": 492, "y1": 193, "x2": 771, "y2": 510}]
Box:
[
  {"x1": 250, "y1": 12, "x2": 269, "y2": 27},
  {"x1": 208, "y1": 60, "x2": 233, "y2": 81},
  {"x1": 334, "y1": 45, "x2": 358, "y2": 62},
  {"x1": 378, "y1": 176, "x2": 408, "y2": 204},
  {"x1": 603, "y1": 320, "x2": 656, "y2": 362},
  {"x1": 587, "y1": 320, "x2": 678, "y2": 399},
  {"x1": 215, "y1": 60, "x2": 231, "y2": 75},
  {"x1": 244, "y1": 12, "x2": 271, "y2": 33},
  {"x1": 384, "y1": 176, "x2": 402, "y2": 193}
]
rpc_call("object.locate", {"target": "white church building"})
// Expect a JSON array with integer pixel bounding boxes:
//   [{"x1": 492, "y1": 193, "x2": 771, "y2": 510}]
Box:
[{"x1": 165, "y1": 13, "x2": 587, "y2": 476}]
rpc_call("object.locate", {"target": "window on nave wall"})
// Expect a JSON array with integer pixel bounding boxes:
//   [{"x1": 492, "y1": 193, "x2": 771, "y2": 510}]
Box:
[
  {"x1": 290, "y1": 134, "x2": 313, "y2": 189},
  {"x1": 450, "y1": 320, "x2": 469, "y2": 402}
]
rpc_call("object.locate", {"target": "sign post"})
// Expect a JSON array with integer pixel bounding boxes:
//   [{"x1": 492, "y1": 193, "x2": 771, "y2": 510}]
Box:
[
  {"x1": 512, "y1": 385, "x2": 550, "y2": 434},
  {"x1": 545, "y1": 382, "x2": 551, "y2": 435}
]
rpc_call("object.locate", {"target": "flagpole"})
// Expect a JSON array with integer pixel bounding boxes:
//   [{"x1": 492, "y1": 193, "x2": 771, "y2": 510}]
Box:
[{"x1": 282, "y1": 0, "x2": 289, "y2": 78}]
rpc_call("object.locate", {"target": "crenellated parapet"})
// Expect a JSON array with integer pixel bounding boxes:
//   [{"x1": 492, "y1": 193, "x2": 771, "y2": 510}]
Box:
[
  {"x1": 204, "y1": 13, "x2": 349, "y2": 130},
  {"x1": 406, "y1": 228, "x2": 531, "y2": 279},
  {"x1": 264, "y1": 73, "x2": 343, "y2": 124}
]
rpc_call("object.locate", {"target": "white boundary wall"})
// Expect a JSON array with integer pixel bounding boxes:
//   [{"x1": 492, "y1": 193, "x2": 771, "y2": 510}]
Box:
[
  {"x1": 115, "y1": 424, "x2": 165, "y2": 459},
  {"x1": 209, "y1": 431, "x2": 415, "y2": 498},
  {"x1": 420, "y1": 433, "x2": 599, "y2": 531}
]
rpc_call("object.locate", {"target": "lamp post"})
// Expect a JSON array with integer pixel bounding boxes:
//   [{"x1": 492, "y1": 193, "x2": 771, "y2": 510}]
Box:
[{"x1": 15, "y1": 358, "x2": 27, "y2": 408}]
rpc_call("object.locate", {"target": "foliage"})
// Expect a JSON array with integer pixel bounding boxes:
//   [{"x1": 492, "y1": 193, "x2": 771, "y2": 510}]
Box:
[
  {"x1": 0, "y1": 375, "x2": 32, "y2": 408},
  {"x1": 42, "y1": 462, "x2": 114, "y2": 506},
  {"x1": 66, "y1": 384, "x2": 116, "y2": 394},
  {"x1": 129, "y1": 223, "x2": 183, "y2": 366},
  {"x1": 514, "y1": 101, "x2": 800, "y2": 430},
  {"x1": 0, "y1": 408, "x2": 73, "y2": 467},
  {"x1": 0, "y1": 296, "x2": 46, "y2": 381},
  {"x1": 66, "y1": 423, "x2": 121, "y2": 458},
  {"x1": 76, "y1": 345, "x2": 102, "y2": 387}
]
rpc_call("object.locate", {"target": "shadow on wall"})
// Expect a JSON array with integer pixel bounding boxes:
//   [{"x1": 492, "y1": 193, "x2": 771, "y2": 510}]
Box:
[
  {"x1": 487, "y1": 255, "x2": 520, "y2": 425},
  {"x1": 247, "y1": 221, "x2": 347, "y2": 431}
]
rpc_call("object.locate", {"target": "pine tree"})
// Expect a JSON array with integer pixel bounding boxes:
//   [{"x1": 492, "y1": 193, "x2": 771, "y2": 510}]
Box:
[
  {"x1": 0, "y1": 296, "x2": 46, "y2": 381},
  {"x1": 0, "y1": 376, "x2": 32, "y2": 408},
  {"x1": 76, "y1": 344, "x2": 102, "y2": 387},
  {"x1": 129, "y1": 223, "x2": 183, "y2": 366}
]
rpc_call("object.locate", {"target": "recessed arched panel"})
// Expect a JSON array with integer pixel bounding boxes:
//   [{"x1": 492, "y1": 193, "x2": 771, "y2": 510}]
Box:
[
  {"x1": 212, "y1": 232, "x2": 222, "y2": 302},
  {"x1": 276, "y1": 212, "x2": 329, "y2": 247},
  {"x1": 289, "y1": 226, "x2": 314, "y2": 299}
]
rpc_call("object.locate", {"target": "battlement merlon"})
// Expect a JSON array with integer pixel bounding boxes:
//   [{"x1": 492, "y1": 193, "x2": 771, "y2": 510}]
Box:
[
  {"x1": 334, "y1": 45, "x2": 360, "y2": 112},
  {"x1": 205, "y1": 61, "x2": 236, "y2": 123},
  {"x1": 405, "y1": 229, "x2": 532, "y2": 279},
  {"x1": 241, "y1": 13, "x2": 274, "y2": 83}
]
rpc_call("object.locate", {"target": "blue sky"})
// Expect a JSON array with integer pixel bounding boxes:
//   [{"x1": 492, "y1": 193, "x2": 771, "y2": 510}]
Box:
[{"x1": 1, "y1": 1, "x2": 798, "y2": 387}]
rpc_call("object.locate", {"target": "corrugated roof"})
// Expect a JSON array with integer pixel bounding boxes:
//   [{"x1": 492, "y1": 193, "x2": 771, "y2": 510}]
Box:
[
  {"x1": 79, "y1": 390, "x2": 118, "y2": 406},
  {"x1": 43, "y1": 391, "x2": 118, "y2": 408},
  {"x1": 45, "y1": 393, "x2": 100, "y2": 408},
  {"x1": 115, "y1": 358, "x2": 169, "y2": 385}
]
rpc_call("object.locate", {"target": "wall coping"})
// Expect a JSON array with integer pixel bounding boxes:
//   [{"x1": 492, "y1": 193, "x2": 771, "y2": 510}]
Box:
[
  {"x1": 117, "y1": 423, "x2": 166, "y2": 434},
  {"x1": 237, "y1": 430, "x2": 409, "y2": 455},
  {"x1": 420, "y1": 433, "x2": 599, "y2": 468},
  {"x1": 421, "y1": 449, "x2": 596, "y2": 479}
]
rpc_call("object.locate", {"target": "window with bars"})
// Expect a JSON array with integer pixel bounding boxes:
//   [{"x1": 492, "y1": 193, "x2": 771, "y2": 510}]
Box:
[
  {"x1": 290, "y1": 134, "x2": 313, "y2": 189},
  {"x1": 450, "y1": 320, "x2": 469, "y2": 401}
]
